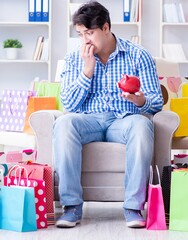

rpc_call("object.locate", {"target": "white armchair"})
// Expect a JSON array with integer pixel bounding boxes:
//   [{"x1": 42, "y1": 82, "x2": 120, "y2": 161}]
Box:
[{"x1": 29, "y1": 58, "x2": 180, "y2": 202}]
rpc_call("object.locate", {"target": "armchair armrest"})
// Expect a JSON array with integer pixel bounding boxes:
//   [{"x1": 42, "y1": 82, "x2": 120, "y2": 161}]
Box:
[
  {"x1": 29, "y1": 110, "x2": 63, "y2": 166},
  {"x1": 153, "y1": 110, "x2": 180, "y2": 177}
]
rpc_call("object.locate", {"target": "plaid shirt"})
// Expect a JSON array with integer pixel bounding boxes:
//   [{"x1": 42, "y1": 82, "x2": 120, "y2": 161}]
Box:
[{"x1": 60, "y1": 36, "x2": 163, "y2": 118}]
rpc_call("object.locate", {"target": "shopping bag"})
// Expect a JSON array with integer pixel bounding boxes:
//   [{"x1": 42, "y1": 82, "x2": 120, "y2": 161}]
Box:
[
  {"x1": 159, "y1": 76, "x2": 183, "y2": 110},
  {"x1": 34, "y1": 81, "x2": 63, "y2": 111},
  {"x1": 0, "y1": 149, "x2": 37, "y2": 163},
  {"x1": 169, "y1": 170, "x2": 188, "y2": 231},
  {"x1": 18, "y1": 162, "x2": 54, "y2": 225},
  {"x1": 182, "y1": 83, "x2": 188, "y2": 97},
  {"x1": 173, "y1": 154, "x2": 188, "y2": 164},
  {"x1": 0, "y1": 163, "x2": 9, "y2": 175},
  {"x1": 23, "y1": 96, "x2": 57, "y2": 134},
  {"x1": 170, "y1": 98, "x2": 188, "y2": 137},
  {"x1": 146, "y1": 165, "x2": 167, "y2": 230},
  {"x1": 0, "y1": 166, "x2": 37, "y2": 232},
  {"x1": 0, "y1": 89, "x2": 35, "y2": 132},
  {"x1": 161, "y1": 163, "x2": 188, "y2": 225},
  {"x1": 0, "y1": 168, "x2": 3, "y2": 186},
  {"x1": 4, "y1": 166, "x2": 48, "y2": 229}
]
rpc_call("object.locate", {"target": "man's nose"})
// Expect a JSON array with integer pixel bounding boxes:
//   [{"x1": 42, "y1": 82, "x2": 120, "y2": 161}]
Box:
[{"x1": 82, "y1": 35, "x2": 90, "y2": 44}]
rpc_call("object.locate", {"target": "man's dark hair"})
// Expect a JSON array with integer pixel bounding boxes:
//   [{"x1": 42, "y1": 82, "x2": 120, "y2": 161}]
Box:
[{"x1": 72, "y1": 1, "x2": 111, "y2": 30}]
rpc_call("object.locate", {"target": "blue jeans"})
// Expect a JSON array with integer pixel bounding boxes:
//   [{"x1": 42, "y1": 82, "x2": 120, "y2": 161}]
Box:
[{"x1": 53, "y1": 112, "x2": 154, "y2": 210}]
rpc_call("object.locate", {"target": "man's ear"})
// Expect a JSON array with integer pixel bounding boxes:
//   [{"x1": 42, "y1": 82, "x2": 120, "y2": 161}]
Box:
[{"x1": 103, "y1": 22, "x2": 110, "y2": 33}]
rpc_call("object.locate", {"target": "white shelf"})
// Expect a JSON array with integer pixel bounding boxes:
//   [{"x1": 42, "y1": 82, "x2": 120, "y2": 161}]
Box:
[
  {"x1": 0, "y1": 22, "x2": 50, "y2": 26},
  {"x1": 161, "y1": 22, "x2": 188, "y2": 26},
  {"x1": 0, "y1": 60, "x2": 49, "y2": 63},
  {"x1": 0, "y1": 0, "x2": 52, "y2": 94},
  {"x1": 159, "y1": 0, "x2": 188, "y2": 64}
]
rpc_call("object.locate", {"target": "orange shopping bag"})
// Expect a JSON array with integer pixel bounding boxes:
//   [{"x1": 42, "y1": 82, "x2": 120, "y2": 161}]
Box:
[{"x1": 23, "y1": 96, "x2": 56, "y2": 134}]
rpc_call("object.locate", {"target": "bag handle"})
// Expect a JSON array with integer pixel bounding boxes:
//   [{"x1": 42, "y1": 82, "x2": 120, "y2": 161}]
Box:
[
  {"x1": 0, "y1": 164, "x2": 8, "y2": 176},
  {"x1": 7, "y1": 165, "x2": 29, "y2": 187},
  {"x1": 15, "y1": 166, "x2": 29, "y2": 187},
  {"x1": 8, "y1": 91, "x2": 20, "y2": 115},
  {"x1": 34, "y1": 80, "x2": 48, "y2": 96},
  {"x1": 149, "y1": 165, "x2": 161, "y2": 185}
]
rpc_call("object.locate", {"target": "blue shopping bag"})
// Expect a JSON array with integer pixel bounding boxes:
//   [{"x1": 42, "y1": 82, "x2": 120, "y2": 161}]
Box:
[{"x1": 0, "y1": 185, "x2": 37, "y2": 232}]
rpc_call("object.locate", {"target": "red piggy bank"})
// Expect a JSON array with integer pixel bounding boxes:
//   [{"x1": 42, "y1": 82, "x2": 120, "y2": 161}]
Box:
[{"x1": 117, "y1": 74, "x2": 140, "y2": 94}]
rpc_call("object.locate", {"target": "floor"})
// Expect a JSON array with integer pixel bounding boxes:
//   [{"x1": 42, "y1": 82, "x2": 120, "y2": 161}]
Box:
[{"x1": 1, "y1": 202, "x2": 188, "y2": 240}]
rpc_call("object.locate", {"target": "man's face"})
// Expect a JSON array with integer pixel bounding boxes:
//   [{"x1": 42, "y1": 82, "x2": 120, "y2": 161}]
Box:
[{"x1": 75, "y1": 24, "x2": 108, "y2": 54}]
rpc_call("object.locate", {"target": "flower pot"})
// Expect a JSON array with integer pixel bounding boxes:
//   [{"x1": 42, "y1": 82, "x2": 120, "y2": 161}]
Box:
[{"x1": 5, "y1": 48, "x2": 19, "y2": 60}]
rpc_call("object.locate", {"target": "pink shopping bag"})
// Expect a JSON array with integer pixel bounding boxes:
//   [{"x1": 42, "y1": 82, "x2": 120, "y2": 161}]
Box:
[
  {"x1": 146, "y1": 165, "x2": 167, "y2": 230},
  {"x1": 4, "y1": 166, "x2": 48, "y2": 229},
  {"x1": 0, "y1": 149, "x2": 37, "y2": 163},
  {"x1": 18, "y1": 162, "x2": 54, "y2": 225}
]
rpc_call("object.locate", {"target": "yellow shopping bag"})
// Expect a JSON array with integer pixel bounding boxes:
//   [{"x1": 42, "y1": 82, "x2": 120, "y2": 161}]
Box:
[
  {"x1": 170, "y1": 98, "x2": 188, "y2": 137},
  {"x1": 182, "y1": 83, "x2": 188, "y2": 97}
]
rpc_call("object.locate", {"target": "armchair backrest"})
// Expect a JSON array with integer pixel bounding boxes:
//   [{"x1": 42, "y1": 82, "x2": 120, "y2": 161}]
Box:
[
  {"x1": 55, "y1": 60, "x2": 65, "y2": 82},
  {"x1": 154, "y1": 57, "x2": 180, "y2": 77},
  {"x1": 154, "y1": 57, "x2": 180, "y2": 107}
]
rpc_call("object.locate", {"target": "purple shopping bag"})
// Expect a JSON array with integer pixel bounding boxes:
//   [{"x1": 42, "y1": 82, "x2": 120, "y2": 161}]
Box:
[{"x1": 0, "y1": 89, "x2": 35, "y2": 132}]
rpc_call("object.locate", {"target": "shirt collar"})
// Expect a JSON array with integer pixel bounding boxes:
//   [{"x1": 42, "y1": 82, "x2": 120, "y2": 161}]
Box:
[
  {"x1": 94, "y1": 34, "x2": 127, "y2": 63},
  {"x1": 108, "y1": 34, "x2": 127, "y2": 60}
]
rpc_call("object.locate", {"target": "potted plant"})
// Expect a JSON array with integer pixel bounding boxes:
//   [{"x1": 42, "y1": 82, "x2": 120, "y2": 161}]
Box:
[{"x1": 3, "y1": 39, "x2": 23, "y2": 60}]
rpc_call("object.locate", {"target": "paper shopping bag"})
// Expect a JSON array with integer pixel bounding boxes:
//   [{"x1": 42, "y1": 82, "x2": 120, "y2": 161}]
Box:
[
  {"x1": 0, "y1": 169, "x2": 3, "y2": 186},
  {"x1": 0, "y1": 149, "x2": 37, "y2": 163},
  {"x1": 173, "y1": 154, "x2": 188, "y2": 164},
  {"x1": 18, "y1": 162, "x2": 54, "y2": 225},
  {"x1": 170, "y1": 98, "x2": 188, "y2": 137},
  {"x1": 45, "y1": 82, "x2": 63, "y2": 111},
  {"x1": 161, "y1": 163, "x2": 188, "y2": 225},
  {"x1": 23, "y1": 96, "x2": 56, "y2": 134},
  {"x1": 0, "y1": 89, "x2": 35, "y2": 132},
  {"x1": 169, "y1": 170, "x2": 188, "y2": 231},
  {"x1": 146, "y1": 165, "x2": 167, "y2": 230},
  {"x1": 182, "y1": 83, "x2": 188, "y2": 97},
  {"x1": 0, "y1": 185, "x2": 37, "y2": 232},
  {"x1": 4, "y1": 175, "x2": 48, "y2": 229},
  {"x1": 159, "y1": 76, "x2": 182, "y2": 110},
  {"x1": 34, "y1": 81, "x2": 63, "y2": 111}
]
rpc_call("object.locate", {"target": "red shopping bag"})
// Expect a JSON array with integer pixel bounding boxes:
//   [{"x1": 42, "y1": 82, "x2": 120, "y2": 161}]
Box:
[
  {"x1": 18, "y1": 162, "x2": 54, "y2": 225},
  {"x1": 5, "y1": 166, "x2": 48, "y2": 229},
  {"x1": 146, "y1": 165, "x2": 167, "y2": 230}
]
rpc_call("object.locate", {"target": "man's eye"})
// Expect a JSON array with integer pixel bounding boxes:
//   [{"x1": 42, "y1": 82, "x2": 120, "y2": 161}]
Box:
[{"x1": 87, "y1": 31, "x2": 93, "y2": 35}]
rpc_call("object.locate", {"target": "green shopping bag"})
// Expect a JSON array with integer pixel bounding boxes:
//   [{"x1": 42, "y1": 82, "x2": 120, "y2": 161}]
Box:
[
  {"x1": 34, "y1": 81, "x2": 46, "y2": 96},
  {"x1": 169, "y1": 170, "x2": 188, "y2": 231},
  {"x1": 0, "y1": 185, "x2": 37, "y2": 232},
  {"x1": 34, "y1": 81, "x2": 63, "y2": 111}
]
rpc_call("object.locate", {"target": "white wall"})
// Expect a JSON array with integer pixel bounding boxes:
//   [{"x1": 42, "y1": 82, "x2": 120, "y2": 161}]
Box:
[{"x1": 51, "y1": 0, "x2": 68, "y2": 81}]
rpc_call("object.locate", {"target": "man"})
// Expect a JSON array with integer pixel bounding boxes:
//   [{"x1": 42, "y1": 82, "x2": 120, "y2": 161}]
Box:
[{"x1": 53, "y1": 1, "x2": 163, "y2": 228}]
